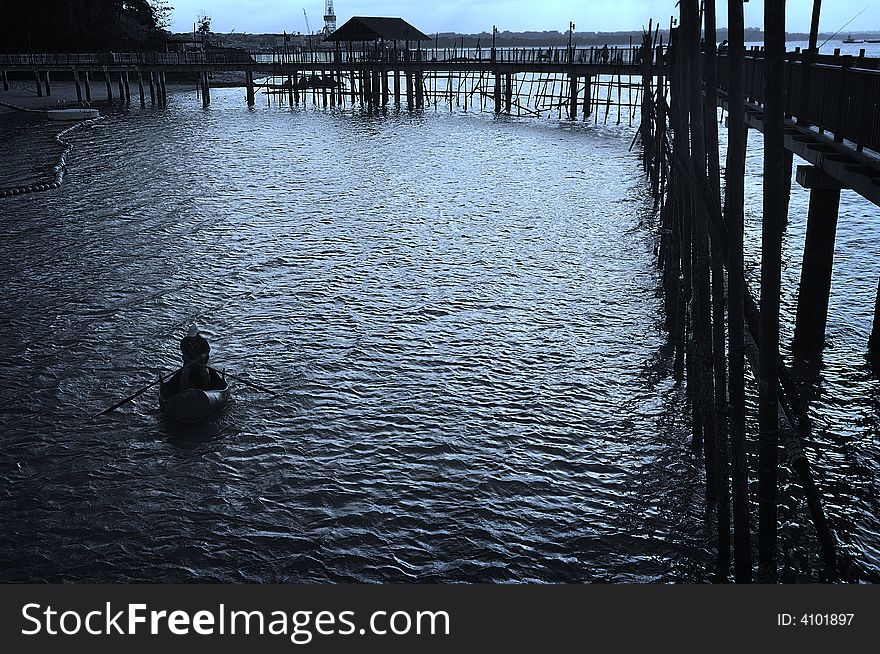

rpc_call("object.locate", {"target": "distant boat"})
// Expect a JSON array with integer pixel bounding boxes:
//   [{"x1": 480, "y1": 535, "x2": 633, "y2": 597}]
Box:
[
  {"x1": 843, "y1": 34, "x2": 864, "y2": 44},
  {"x1": 45, "y1": 108, "x2": 100, "y2": 121},
  {"x1": 865, "y1": 38, "x2": 880, "y2": 43}
]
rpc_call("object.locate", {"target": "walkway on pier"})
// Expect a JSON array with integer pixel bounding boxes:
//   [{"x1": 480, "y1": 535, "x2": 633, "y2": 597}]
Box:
[{"x1": 717, "y1": 51, "x2": 880, "y2": 207}]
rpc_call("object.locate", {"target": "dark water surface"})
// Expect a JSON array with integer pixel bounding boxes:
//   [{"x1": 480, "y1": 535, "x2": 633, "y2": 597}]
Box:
[{"x1": 0, "y1": 87, "x2": 876, "y2": 582}]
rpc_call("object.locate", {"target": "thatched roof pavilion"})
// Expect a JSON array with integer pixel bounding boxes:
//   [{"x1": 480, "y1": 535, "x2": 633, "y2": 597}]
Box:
[{"x1": 324, "y1": 17, "x2": 431, "y2": 43}]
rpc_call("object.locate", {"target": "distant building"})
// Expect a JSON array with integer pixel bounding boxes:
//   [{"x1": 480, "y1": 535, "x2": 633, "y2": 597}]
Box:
[{"x1": 165, "y1": 34, "x2": 205, "y2": 53}]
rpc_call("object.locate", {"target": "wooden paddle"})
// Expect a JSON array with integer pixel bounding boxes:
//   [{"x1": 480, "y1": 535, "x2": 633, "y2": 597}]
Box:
[
  {"x1": 93, "y1": 369, "x2": 176, "y2": 418},
  {"x1": 223, "y1": 371, "x2": 278, "y2": 397}
]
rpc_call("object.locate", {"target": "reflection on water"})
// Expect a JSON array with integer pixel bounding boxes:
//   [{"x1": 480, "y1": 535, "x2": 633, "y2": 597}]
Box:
[{"x1": 0, "y1": 85, "x2": 876, "y2": 582}]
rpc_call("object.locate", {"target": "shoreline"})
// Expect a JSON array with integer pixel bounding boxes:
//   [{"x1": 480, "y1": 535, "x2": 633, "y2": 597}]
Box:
[{"x1": 0, "y1": 79, "x2": 207, "y2": 114}]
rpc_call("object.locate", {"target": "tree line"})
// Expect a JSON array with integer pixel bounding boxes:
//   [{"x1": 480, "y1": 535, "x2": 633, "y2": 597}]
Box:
[{"x1": 0, "y1": 0, "x2": 172, "y2": 52}]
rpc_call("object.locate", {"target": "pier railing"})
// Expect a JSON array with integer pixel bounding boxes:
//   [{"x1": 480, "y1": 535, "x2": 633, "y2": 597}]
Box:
[
  {"x1": 0, "y1": 45, "x2": 656, "y2": 69},
  {"x1": 717, "y1": 54, "x2": 880, "y2": 155}
]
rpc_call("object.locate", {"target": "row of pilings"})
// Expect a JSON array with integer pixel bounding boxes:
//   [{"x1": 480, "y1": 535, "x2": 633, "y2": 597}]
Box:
[
  {"x1": 13, "y1": 68, "x2": 169, "y2": 108},
  {"x1": 638, "y1": 1, "x2": 840, "y2": 582}
]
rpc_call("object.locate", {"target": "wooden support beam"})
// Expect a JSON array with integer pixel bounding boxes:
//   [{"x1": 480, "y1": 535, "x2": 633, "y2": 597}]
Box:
[
  {"x1": 137, "y1": 69, "x2": 145, "y2": 107},
  {"x1": 43, "y1": 70, "x2": 51, "y2": 96},
  {"x1": 104, "y1": 68, "x2": 113, "y2": 103},
  {"x1": 202, "y1": 71, "x2": 210, "y2": 108},
  {"x1": 414, "y1": 70, "x2": 424, "y2": 109},
  {"x1": 568, "y1": 73, "x2": 577, "y2": 119},
  {"x1": 364, "y1": 69, "x2": 373, "y2": 109},
  {"x1": 34, "y1": 69, "x2": 42, "y2": 97},
  {"x1": 583, "y1": 75, "x2": 591, "y2": 117},
  {"x1": 726, "y1": 0, "x2": 753, "y2": 585},
  {"x1": 246, "y1": 69, "x2": 255, "y2": 107},
  {"x1": 759, "y1": 0, "x2": 786, "y2": 584},
  {"x1": 870, "y1": 278, "x2": 880, "y2": 359},
  {"x1": 793, "y1": 166, "x2": 841, "y2": 354},
  {"x1": 73, "y1": 70, "x2": 82, "y2": 102}
]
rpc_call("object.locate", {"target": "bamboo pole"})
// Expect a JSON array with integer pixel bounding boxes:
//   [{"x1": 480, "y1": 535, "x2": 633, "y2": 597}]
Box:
[
  {"x1": 759, "y1": 0, "x2": 786, "y2": 583},
  {"x1": 726, "y1": 0, "x2": 753, "y2": 584},
  {"x1": 684, "y1": 0, "x2": 717, "y2": 504},
  {"x1": 704, "y1": 0, "x2": 730, "y2": 581}
]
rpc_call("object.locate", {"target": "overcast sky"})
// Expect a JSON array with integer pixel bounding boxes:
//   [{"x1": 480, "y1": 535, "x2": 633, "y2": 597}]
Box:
[{"x1": 168, "y1": 1, "x2": 880, "y2": 36}]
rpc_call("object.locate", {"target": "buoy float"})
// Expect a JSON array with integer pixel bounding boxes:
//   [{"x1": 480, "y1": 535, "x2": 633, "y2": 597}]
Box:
[{"x1": 0, "y1": 114, "x2": 105, "y2": 199}]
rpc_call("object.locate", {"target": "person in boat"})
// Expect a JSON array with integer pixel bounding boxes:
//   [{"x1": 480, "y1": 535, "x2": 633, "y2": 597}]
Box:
[{"x1": 179, "y1": 325, "x2": 211, "y2": 391}]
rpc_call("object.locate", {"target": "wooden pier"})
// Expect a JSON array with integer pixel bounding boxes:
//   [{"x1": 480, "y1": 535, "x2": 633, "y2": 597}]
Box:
[
  {"x1": 640, "y1": 0, "x2": 880, "y2": 583},
  {"x1": 0, "y1": 45, "x2": 659, "y2": 119}
]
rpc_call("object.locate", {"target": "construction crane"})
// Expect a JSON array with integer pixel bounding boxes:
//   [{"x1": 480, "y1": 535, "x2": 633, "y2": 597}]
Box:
[
  {"x1": 303, "y1": 8, "x2": 312, "y2": 35},
  {"x1": 323, "y1": 0, "x2": 337, "y2": 36}
]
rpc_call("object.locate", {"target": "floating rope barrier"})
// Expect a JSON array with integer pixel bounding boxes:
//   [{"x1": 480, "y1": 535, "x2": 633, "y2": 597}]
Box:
[{"x1": 0, "y1": 114, "x2": 104, "y2": 198}]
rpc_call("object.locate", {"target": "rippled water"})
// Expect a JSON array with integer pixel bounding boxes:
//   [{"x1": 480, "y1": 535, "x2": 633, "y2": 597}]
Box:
[{"x1": 0, "y1": 84, "x2": 877, "y2": 582}]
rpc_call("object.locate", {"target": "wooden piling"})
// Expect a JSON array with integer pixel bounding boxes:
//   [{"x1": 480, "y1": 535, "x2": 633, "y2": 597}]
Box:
[
  {"x1": 137, "y1": 69, "x2": 145, "y2": 107},
  {"x1": 104, "y1": 68, "x2": 113, "y2": 103},
  {"x1": 505, "y1": 73, "x2": 513, "y2": 114},
  {"x1": 759, "y1": 0, "x2": 786, "y2": 583},
  {"x1": 202, "y1": 71, "x2": 210, "y2": 108},
  {"x1": 725, "y1": 0, "x2": 753, "y2": 585},
  {"x1": 364, "y1": 69, "x2": 373, "y2": 110},
  {"x1": 74, "y1": 70, "x2": 82, "y2": 102},
  {"x1": 117, "y1": 72, "x2": 125, "y2": 104},
  {"x1": 34, "y1": 69, "x2": 42, "y2": 97},
  {"x1": 1, "y1": 70, "x2": 7, "y2": 92},
  {"x1": 703, "y1": 0, "x2": 730, "y2": 580},
  {"x1": 493, "y1": 71, "x2": 501, "y2": 113},
  {"x1": 870, "y1": 279, "x2": 880, "y2": 359},
  {"x1": 684, "y1": 0, "x2": 718, "y2": 506},
  {"x1": 583, "y1": 75, "x2": 592, "y2": 118},
  {"x1": 792, "y1": 167, "x2": 842, "y2": 353},
  {"x1": 160, "y1": 71, "x2": 167, "y2": 107},
  {"x1": 670, "y1": 27, "x2": 690, "y2": 385},
  {"x1": 123, "y1": 71, "x2": 131, "y2": 104},
  {"x1": 568, "y1": 73, "x2": 577, "y2": 119},
  {"x1": 414, "y1": 69, "x2": 424, "y2": 109},
  {"x1": 246, "y1": 70, "x2": 255, "y2": 107},
  {"x1": 394, "y1": 68, "x2": 401, "y2": 106},
  {"x1": 43, "y1": 70, "x2": 51, "y2": 96}
]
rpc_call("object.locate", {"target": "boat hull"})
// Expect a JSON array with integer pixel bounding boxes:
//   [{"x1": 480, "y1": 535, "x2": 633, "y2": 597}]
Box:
[
  {"x1": 46, "y1": 108, "x2": 100, "y2": 121},
  {"x1": 159, "y1": 367, "x2": 230, "y2": 423}
]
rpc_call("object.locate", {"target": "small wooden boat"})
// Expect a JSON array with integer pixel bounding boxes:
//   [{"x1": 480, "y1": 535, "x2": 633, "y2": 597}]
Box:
[
  {"x1": 45, "y1": 108, "x2": 100, "y2": 121},
  {"x1": 159, "y1": 367, "x2": 230, "y2": 423}
]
